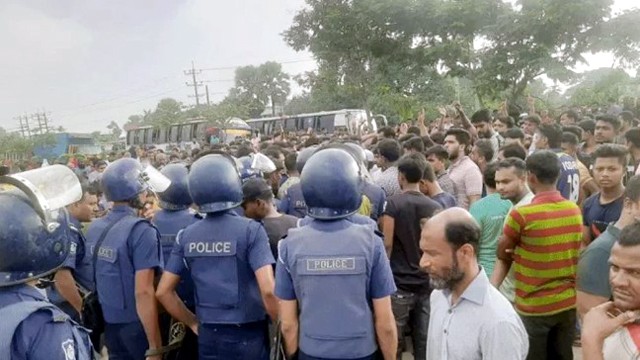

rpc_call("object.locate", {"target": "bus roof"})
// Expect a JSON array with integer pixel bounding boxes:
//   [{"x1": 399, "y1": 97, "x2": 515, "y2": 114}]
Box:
[{"x1": 244, "y1": 109, "x2": 366, "y2": 123}]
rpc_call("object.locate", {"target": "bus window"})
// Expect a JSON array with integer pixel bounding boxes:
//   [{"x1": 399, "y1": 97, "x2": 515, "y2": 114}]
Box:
[
  {"x1": 127, "y1": 131, "x2": 135, "y2": 146},
  {"x1": 181, "y1": 124, "x2": 191, "y2": 143},
  {"x1": 152, "y1": 128, "x2": 160, "y2": 143},
  {"x1": 318, "y1": 115, "x2": 335, "y2": 133},
  {"x1": 284, "y1": 118, "x2": 297, "y2": 131},
  {"x1": 144, "y1": 128, "x2": 152, "y2": 144},
  {"x1": 169, "y1": 125, "x2": 178, "y2": 142},
  {"x1": 303, "y1": 117, "x2": 315, "y2": 131}
]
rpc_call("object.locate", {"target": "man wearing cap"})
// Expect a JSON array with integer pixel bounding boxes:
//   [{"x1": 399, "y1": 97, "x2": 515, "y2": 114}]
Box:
[{"x1": 242, "y1": 178, "x2": 298, "y2": 260}]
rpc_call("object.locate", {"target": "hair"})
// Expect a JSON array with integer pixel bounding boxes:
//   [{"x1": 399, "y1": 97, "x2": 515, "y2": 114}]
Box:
[
  {"x1": 578, "y1": 119, "x2": 596, "y2": 134},
  {"x1": 284, "y1": 152, "x2": 298, "y2": 173},
  {"x1": 526, "y1": 150, "x2": 561, "y2": 185},
  {"x1": 470, "y1": 109, "x2": 493, "y2": 124},
  {"x1": 619, "y1": 111, "x2": 635, "y2": 125},
  {"x1": 407, "y1": 126, "x2": 421, "y2": 136},
  {"x1": 263, "y1": 146, "x2": 283, "y2": 160},
  {"x1": 430, "y1": 131, "x2": 445, "y2": 145},
  {"x1": 495, "y1": 116, "x2": 515, "y2": 128},
  {"x1": 500, "y1": 143, "x2": 527, "y2": 160},
  {"x1": 377, "y1": 126, "x2": 395, "y2": 139},
  {"x1": 444, "y1": 220, "x2": 481, "y2": 254},
  {"x1": 444, "y1": 128, "x2": 472, "y2": 147},
  {"x1": 483, "y1": 161, "x2": 499, "y2": 189},
  {"x1": 397, "y1": 153, "x2": 428, "y2": 183},
  {"x1": 398, "y1": 134, "x2": 416, "y2": 143},
  {"x1": 624, "y1": 176, "x2": 640, "y2": 203},
  {"x1": 235, "y1": 145, "x2": 253, "y2": 158},
  {"x1": 560, "y1": 110, "x2": 580, "y2": 122},
  {"x1": 626, "y1": 128, "x2": 640, "y2": 148},
  {"x1": 523, "y1": 114, "x2": 541, "y2": 126},
  {"x1": 537, "y1": 123, "x2": 563, "y2": 149},
  {"x1": 592, "y1": 144, "x2": 628, "y2": 165},
  {"x1": 596, "y1": 114, "x2": 622, "y2": 131},
  {"x1": 425, "y1": 145, "x2": 449, "y2": 162},
  {"x1": 618, "y1": 221, "x2": 640, "y2": 247},
  {"x1": 561, "y1": 132, "x2": 580, "y2": 146},
  {"x1": 474, "y1": 139, "x2": 494, "y2": 162},
  {"x1": 421, "y1": 160, "x2": 436, "y2": 182},
  {"x1": 496, "y1": 157, "x2": 527, "y2": 177},
  {"x1": 403, "y1": 137, "x2": 425, "y2": 153},
  {"x1": 375, "y1": 139, "x2": 401, "y2": 162},
  {"x1": 562, "y1": 125, "x2": 583, "y2": 139},
  {"x1": 504, "y1": 128, "x2": 525, "y2": 140}
]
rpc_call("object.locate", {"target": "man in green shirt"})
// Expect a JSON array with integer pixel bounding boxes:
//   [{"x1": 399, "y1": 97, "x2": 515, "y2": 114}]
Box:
[{"x1": 470, "y1": 162, "x2": 512, "y2": 277}]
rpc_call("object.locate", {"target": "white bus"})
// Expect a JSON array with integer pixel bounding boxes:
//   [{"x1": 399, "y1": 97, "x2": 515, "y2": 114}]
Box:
[{"x1": 244, "y1": 109, "x2": 386, "y2": 136}]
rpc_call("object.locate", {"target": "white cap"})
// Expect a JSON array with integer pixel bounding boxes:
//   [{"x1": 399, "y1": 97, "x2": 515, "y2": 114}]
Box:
[{"x1": 364, "y1": 149, "x2": 375, "y2": 162}]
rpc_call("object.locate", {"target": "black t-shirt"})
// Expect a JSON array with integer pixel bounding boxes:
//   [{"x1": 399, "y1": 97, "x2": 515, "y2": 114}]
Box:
[
  {"x1": 383, "y1": 191, "x2": 442, "y2": 293},
  {"x1": 263, "y1": 214, "x2": 299, "y2": 259}
]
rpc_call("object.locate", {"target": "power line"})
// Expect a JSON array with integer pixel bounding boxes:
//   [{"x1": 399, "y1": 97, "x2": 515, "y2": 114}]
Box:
[{"x1": 199, "y1": 58, "x2": 315, "y2": 71}]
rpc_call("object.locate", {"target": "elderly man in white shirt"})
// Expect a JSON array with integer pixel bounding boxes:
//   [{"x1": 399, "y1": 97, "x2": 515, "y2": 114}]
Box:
[{"x1": 420, "y1": 207, "x2": 529, "y2": 360}]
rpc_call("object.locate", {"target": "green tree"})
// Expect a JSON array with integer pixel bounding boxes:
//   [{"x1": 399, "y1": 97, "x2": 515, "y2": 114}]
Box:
[
  {"x1": 566, "y1": 68, "x2": 634, "y2": 107},
  {"x1": 230, "y1": 61, "x2": 291, "y2": 117},
  {"x1": 151, "y1": 98, "x2": 184, "y2": 127},
  {"x1": 106, "y1": 121, "x2": 122, "y2": 139}
]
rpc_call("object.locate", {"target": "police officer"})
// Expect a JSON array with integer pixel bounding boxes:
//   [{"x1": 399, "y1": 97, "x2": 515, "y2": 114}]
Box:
[
  {"x1": 47, "y1": 183, "x2": 99, "y2": 322},
  {"x1": 344, "y1": 142, "x2": 387, "y2": 221},
  {"x1": 278, "y1": 146, "x2": 317, "y2": 218},
  {"x1": 0, "y1": 165, "x2": 93, "y2": 359},
  {"x1": 152, "y1": 163, "x2": 199, "y2": 360},
  {"x1": 156, "y1": 154, "x2": 278, "y2": 360},
  {"x1": 86, "y1": 158, "x2": 167, "y2": 360},
  {"x1": 275, "y1": 148, "x2": 398, "y2": 360}
]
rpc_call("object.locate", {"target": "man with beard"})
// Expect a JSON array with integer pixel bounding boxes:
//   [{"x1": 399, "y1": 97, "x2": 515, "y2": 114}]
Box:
[
  {"x1": 581, "y1": 222, "x2": 640, "y2": 359},
  {"x1": 493, "y1": 158, "x2": 534, "y2": 303},
  {"x1": 471, "y1": 108, "x2": 503, "y2": 160},
  {"x1": 421, "y1": 208, "x2": 528, "y2": 360},
  {"x1": 443, "y1": 129, "x2": 483, "y2": 209}
]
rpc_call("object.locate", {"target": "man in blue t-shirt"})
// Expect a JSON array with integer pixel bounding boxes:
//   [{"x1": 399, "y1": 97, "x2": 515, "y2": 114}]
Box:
[
  {"x1": 533, "y1": 123, "x2": 580, "y2": 202},
  {"x1": 582, "y1": 144, "x2": 627, "y2": 245}
]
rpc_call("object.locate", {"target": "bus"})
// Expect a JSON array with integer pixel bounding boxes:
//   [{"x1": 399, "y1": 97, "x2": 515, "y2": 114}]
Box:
[
  {"x1": 125, "y1": 118, "x2": 252, "y2": 151},
  {"x1": 244, "y1": 109, "x2": 386, "y2": 136}
]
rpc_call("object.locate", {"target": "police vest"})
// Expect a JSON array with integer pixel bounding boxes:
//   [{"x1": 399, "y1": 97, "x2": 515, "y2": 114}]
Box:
[
  {"x1": 153, "y1": 209, "x2": 199, "y2": 308},
  {"x1": 362, "y1": 182, "x2": 386, "y2": 220},
  {"x1": 0, "y1": 300, "x2": 92, "y2": 360},
  {"x1": 179, "y1": 212, "x2": 267, "y2": 324},
  {"x1": 279, "y1": 220, "x2": 378, "y2": 358},
  {"x1": 88, "y1": 215, "x2": 156, "y2": 324},
  {"x1": 285, "y1": 183, "x2": 307, "y2": 218},
  {"x1": 298, "y1": 214, "x2": 378, "y2": 232}
]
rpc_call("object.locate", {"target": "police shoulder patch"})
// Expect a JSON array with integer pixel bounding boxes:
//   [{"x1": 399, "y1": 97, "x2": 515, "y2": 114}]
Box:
[
  {"x1": 61, "y1": 339, "x2": 75, "y2": 360},
  {"x1": 69, "y1": 242, "x2": 77, "y2": 256}
]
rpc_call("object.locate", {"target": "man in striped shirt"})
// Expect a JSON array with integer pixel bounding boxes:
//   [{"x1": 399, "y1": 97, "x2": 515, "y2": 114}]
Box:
[{"x1": 491, "y1": 150, "x2": 583, "y2": 360}]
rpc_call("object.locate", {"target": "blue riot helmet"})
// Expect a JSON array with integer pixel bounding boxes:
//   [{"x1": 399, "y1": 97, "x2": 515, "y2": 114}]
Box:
[
  {"x1": 238, "y1": 156, "x2": 260, "y2": 182},
  {"x1": 102, "y1": 158, "x2": 171, "y2": 202},
  {"x1": 344, "y1": 142, "x2": 367, "y2": 165},
  {"x1": 322, "y1": 142, "x2": 373, "y2": 182},
  {"x1": 301, "y1": 148, "x2": 363, "y2": 219},
  {"x1": 158, "y1": 163, "x2": 192, "y2": 210},
  {"x1": 0, "y1": 165, "x2": 83, "y2": 286},
  {"x1": 296, "y1": 146, "x2": 318, "y2": 173},
  {"x1": 188, "y1": 154, "x2": 243, "y2": 213}
]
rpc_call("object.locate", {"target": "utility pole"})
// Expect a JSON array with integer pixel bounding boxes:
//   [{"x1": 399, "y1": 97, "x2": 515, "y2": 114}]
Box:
[
  {"x1": 205, "y1": 85, "x2": 211, "y2": 106},
  {"x1": 184, "y1": 61, "x2": 203, "y2": 106}
]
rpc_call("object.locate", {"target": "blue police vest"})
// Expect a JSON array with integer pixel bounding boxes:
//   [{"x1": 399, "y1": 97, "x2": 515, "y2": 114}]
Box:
[
  {"x1": 153, "y1": 209, "x2": 199, "y2": 308},
  {"x1": 0, "y1": 285, "x2": 93, "y2": 360},
  {"x1": 362, "y1": 182, "x2": 386, "y2": 221},
  {"x1": 279, "y1": 220, "x2": 378, "y2": 358},
  {"x1": 86, "y1": 212, "x2": 156, "y2": 324},
  {"x1": 281, "y1": 183, "x2": 307, "y2": 218},
  {"x1": 298, "y1": 214, "x2": 378, "y2": 232},
  {"x1": 179, "y1": 211, "x2": 267, "y2": 324}
]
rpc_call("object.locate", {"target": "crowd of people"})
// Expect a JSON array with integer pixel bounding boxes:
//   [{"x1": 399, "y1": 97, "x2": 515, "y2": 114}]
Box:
[{"x1": 1, "y1": 100, "x2": 640, "y2": 360}]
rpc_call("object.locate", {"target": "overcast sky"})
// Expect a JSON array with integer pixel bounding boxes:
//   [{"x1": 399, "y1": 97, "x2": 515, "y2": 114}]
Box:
[{"x1": 0, "y1": 0, "x2": 637, "y2": 134}]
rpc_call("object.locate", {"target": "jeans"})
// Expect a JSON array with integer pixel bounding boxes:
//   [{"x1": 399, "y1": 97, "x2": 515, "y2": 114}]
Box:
[
  {"x1": 199, "y1": 321, "x2": 269, "y2": 360},
  {"x1": 520, "y1": 309, "x2": 576, "y2": 360},
  {"x1": 104, "y1": 321, "x2": 148, "y2": 360},
  {"x1": 391, "y1": 289, "x2": 430, "y2": 360}
]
